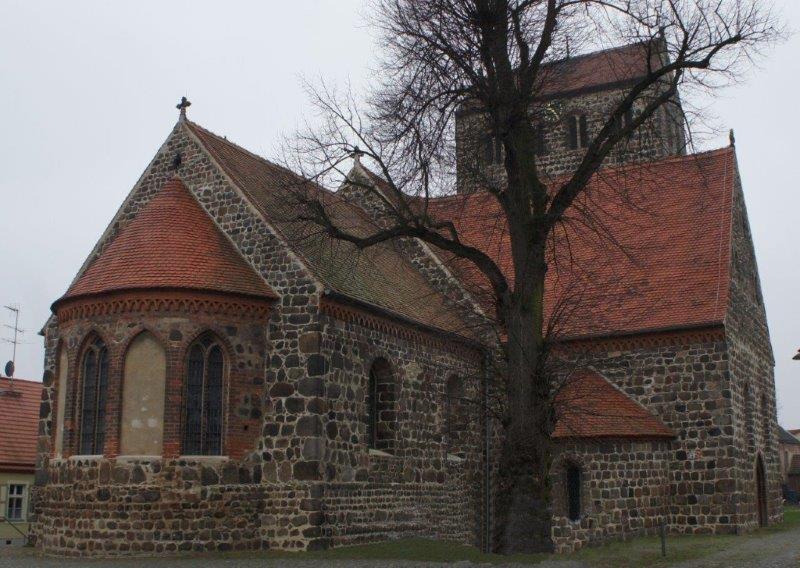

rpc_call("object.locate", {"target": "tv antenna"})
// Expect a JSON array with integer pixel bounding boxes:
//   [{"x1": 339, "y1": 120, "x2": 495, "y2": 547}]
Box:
[{"x1": 1, "y1": 304, "x2": 22, "y2": 394}]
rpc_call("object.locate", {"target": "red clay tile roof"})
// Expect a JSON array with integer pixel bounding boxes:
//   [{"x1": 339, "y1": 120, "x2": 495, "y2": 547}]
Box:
[
  {"x1": 789, "y1": 455, "x2": 800, "y2": 477},
  {"x1": 537, "y1": 41, "x2": 662, "y2": 98},
  {"x1": 426, "y1": 147, "x2": 736, "y2": 338},
  {"x1": 59, "y1": 178, "x2": 276, "y2": 303},
  {"x1": 0, "y1": 378, "x2": 43, "y2": 472},
  {"x1": 553, "y1": 370, "x2": 674, "y2": 439},
  {"x1": 186, "y1": 121, "x2": 474, "y2": 338}
]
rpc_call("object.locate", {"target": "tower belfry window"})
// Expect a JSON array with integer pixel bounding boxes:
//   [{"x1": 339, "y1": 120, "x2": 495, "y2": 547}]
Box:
[{"x1": 568, "y1": 114, "x2": 589, "y2": 150}]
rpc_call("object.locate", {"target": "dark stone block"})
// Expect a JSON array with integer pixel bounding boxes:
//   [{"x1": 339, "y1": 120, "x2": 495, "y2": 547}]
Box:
[
  {"x1": 269, "y1": 383, "x2": 295, "y2": 397},
  {"x1": 130, "y1": 466, "x2": 146, "y2": 483},
  {"x1": 297, "y1": 415, "x2": 323, "y2": 436},
  {"x1": 201, "y1": 466, "x2": 219, "y2": 486},
  {"x1": 298, "y1": 377, "x2": 324, "y2": 397},
  {"x1": 307, "y1": 355, "x2": 328, "y2": 377},
  {"x1": 293, "y1": 461, "x2": 321, "y2": 480}
]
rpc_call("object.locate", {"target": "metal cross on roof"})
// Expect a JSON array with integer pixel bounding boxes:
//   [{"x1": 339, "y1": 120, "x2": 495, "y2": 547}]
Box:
[{"x1": 176, "y1": 96, "x2": 191, "y2": 119}]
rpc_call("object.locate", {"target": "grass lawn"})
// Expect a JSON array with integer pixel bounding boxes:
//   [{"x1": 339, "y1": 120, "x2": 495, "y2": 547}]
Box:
[{"x1": 261, "y1": 506, "x2": 800, "y2": 566}]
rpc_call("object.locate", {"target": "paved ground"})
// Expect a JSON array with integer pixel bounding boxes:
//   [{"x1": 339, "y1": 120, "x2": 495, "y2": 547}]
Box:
[{"x1": 1, "y1": 525, "x2": 798, "y2": 568}]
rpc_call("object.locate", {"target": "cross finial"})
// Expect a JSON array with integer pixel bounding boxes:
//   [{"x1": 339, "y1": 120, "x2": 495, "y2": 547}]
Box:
[{"x1": 176, "y1": 96, "x2": 191, "y2": 120}]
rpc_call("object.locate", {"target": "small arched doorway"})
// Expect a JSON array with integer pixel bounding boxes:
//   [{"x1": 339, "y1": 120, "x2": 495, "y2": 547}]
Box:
[{"x1": 756, "y1": 454, "x2": 768, "y2": 527}]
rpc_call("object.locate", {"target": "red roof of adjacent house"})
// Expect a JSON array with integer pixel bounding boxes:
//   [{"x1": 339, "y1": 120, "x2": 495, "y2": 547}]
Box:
[
  {"x1": 58, "y1": 178, "x2": 276, "y2": 304},
  {"x1": 426, "y1": 147, "x2": 736, "y2": 338},
  {"x1": 0, "y1": 378, "x2": 42, "y2": 472},
  {"x1": 789, "y1": 455, "x2": 800, "y2": 477},
  {"x1": 553, "y1": 371, "x2": 674, "y2": 439}
]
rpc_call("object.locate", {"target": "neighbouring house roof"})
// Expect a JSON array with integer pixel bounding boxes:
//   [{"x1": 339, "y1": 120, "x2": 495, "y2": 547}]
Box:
[
  {"x1": 186, "y1": 121, "x2": 475, "y2": 339},
  {"x1": 552, "y1": 370, "x2": 674, "y2": 439},
  {"x1": 791, "y1": 429, "x2": 800, "y2": 438},
  {"x1": 536, "y1": 41, "x2": 663, "y2": 98},
  {"x1": 779, "y1": 426, "x2": 800, "y2": 445},
  {"x1": 789, "y1": 455, "x2": 800, "y2": 477},
  {"x1": 0, "y1": 377, "x2": 42, "y2": 473},
  {"x1": 426, "y1": 147, "x2": 736, "y2": 339},
  {"x1": 57, "y1": 178, "x2": 277, "y2": 305}
]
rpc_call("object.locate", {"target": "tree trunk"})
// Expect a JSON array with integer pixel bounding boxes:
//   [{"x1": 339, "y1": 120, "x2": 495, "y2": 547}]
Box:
[{"x1": 493, "y1": 259, "x2": 555, "y2": 554}]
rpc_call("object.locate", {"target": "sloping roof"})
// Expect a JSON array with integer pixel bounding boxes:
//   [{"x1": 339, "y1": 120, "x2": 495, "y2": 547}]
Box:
[
  {"x1": 426, "y1": 147, "x2": 736, "y2": 339},
  {"x1": 537, "y1": 41, "x2": 661, "y2": 98},
  {"x1": 186, "y1": 121, "x2": 473, "y2": 338},
  {"x1": 58, "y1": 178, "x2": 276, "y2": 303},
  {"x1": 0, "y1": 378, "x2": 42, "y2": 472},
  {"x1": 779, "y1": 426, "x2": 800, "y2": 445},
  {"x1": 789, "y1": 455, "x2": 800, "y2": 477},
  {"x1": 553, "y1": 371, "x2": 674, "y2": 439},
  {"x1": 791, "y1": 429, "x2": 800, "y2": 438}
]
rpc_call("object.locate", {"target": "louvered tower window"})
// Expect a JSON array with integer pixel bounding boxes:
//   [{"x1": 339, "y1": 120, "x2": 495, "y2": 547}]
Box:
[
  {"x1": 79, "y1": 336, "x2": 109, "y2": 455},
  {"x1": 567, "y1": 114, "x2": 589, "y2": 149},
  {"x1": 183, "y1": 334, "x2": 224, "y2": 455}
]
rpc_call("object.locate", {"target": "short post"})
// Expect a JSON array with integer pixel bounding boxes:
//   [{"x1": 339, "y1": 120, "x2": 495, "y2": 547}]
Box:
[{"x1": 660, "y1": 518, "x2": 667, "y2": 557}]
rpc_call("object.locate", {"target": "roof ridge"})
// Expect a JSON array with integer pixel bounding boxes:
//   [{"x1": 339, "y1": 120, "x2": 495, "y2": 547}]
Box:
[
  {"x1": 427, "y1": 146, "x2": 736, "y2": 203},
  {"x1": 0, "y1": 377, "x2": 40, "y2": 385},
  {"x1": 186, "y1": 120, "x2": 315, "y2": 187},
  {"x1": 545, "y1": 39, "x2": 653, "y2": 68}
]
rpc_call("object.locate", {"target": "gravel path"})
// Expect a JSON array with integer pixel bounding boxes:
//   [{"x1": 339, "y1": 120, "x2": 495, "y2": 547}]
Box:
[{"x1": 672, "y1": 524, "x2": 800, "y2": 568}]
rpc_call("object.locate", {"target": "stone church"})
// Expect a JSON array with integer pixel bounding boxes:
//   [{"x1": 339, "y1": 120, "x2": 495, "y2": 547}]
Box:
[{"x1": 33, "y1": 41, "x2": 779, "y2": 556}]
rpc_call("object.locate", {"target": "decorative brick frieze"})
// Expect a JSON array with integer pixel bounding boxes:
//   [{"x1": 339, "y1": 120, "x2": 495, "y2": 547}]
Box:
[{"x1": 55, "y1": 290, "x2": 274, "y2": 324}]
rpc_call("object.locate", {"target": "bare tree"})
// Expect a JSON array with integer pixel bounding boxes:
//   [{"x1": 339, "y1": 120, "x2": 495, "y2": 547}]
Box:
[{"x1": 282, "y1": 0, "x2": 782, "y2": 554}]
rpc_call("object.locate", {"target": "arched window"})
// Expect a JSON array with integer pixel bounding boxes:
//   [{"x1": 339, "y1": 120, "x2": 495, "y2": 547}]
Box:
[
  {"x1": 566, "y1": 463, "x2": 582, "y2": 521},
  {"x1": 445, "y1": 375, "x2": 465, "y2": 454},
  {"x1": 183, "y1": 334, "x2": 225, "y2": 456},
  {"x1": 366, "y1": 358, "x2": 396, "y2": 452},
  {"x1": 567, "y1": 114, "x2": 588, "y2": 149},
  {"x1": 79, "y1": 336, "x2": 109, "y2": 455},
  {"x1": 482, "y1": 134, "x2": 503, "y2": 165}
]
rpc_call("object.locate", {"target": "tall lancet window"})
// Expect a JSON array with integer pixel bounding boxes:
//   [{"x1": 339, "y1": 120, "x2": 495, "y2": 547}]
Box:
[
  {"x1": 79, "y1": 336, "x2": 109, "y2": 455},
  {"x1": 183, "y1": 333, "x2": 225, "y2": 455}
]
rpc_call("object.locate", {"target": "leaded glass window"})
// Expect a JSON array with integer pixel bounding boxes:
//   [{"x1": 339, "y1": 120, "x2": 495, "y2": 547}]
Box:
[
  {"x1": 183, "y1": 334, "x2": 225, "y2": 455},
  {"x1": 79, "y1": 336, "x2": 109, "y2": 455}
]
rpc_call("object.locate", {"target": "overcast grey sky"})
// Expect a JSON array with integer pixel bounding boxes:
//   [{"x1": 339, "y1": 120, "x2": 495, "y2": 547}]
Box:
[{"x1": 1, "y1": 1, "x2": 798, "y2": 427}]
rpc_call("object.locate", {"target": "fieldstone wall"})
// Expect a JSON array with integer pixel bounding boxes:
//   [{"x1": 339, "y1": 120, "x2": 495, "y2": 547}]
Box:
[
  {"x1": 724, "y1": 170, "x2": 781, "y2": 528},
  {"x1": 455, "y1": 84, "x2": 686, "y2": 194},
  {"x1": 34, "y1": 456, "x2": 319, "y2": 556},
  {"x1": 315, "y1": 306, "x2": 485, "y2": 546},
  {"x1": 551, "y1": 439, "x2": 673, "y2": 553},
  {"x1": 564, "y1": 323, "x2": 779, "y2": 536}
]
